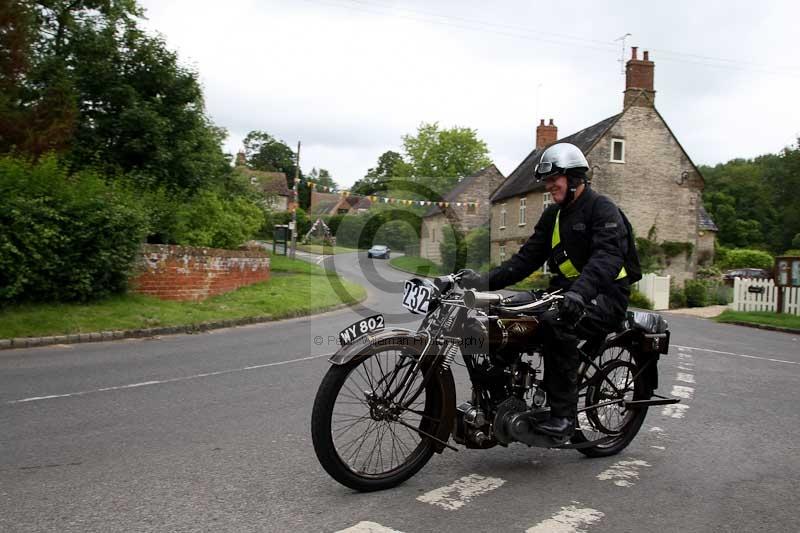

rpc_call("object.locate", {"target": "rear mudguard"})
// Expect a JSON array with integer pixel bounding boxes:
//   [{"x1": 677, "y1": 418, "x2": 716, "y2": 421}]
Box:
[
  {"x1": 327, "y1": 327, "x2": 457, "y2": 453},
  {"x1": 604, "y1": 328, "x2": 663, "y2": 393}
]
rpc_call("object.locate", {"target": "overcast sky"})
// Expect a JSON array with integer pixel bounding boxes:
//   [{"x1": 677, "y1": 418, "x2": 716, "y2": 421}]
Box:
[{"x1": 138, "y1": 0, "x2": 800, "y2": 188}]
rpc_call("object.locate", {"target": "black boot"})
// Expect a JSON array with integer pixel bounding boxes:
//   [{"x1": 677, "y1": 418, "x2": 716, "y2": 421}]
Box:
[{"x1": 533, "y1": 416, "x2": 575, "y2": 437}]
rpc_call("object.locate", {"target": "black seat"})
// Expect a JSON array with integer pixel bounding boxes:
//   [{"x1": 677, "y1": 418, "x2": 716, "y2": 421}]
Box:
[{"x1": 626, "y1": 311, "x2": 668, "y2": 334}]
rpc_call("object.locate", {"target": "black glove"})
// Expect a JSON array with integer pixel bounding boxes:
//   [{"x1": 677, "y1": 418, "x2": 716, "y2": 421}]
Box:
[
  {"x1": 559, "y1": 291, "x2": 586, "y2": 324},
  {"x1": 457, "y1": 269, "x2": 487, "y2": 290}
]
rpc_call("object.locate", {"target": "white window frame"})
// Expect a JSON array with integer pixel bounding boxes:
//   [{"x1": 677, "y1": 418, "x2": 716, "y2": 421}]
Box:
[
  {"x1": 500, "y1": 203, "x2": 507, "y2": 229},
  {"x1": 543, "y1": 192, "x2": 553, "y2": 208},
  {"x1": 610, "y1": 138, "x2": 625, "y2": 163},
  {"x1": 518, "y1": 197, "x2": 526, "y2": 226},
  {"x1": 499, "y1": 243, "x2": 506, "y2": 261}
]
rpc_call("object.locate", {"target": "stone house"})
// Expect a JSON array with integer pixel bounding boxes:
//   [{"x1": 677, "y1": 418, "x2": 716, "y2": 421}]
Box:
[
  {"x1": 420, "y1": 165, "x2": 506, "y2": 264},
  {"x1": 489, "y1": 47, "x2": 716, "y2": 284},
  {"x1": 234, "y1": 153, "x2": 293, "y2": 211},
  {"x1": 235, "y1": 167, "x2": 292, "y2": 211}
]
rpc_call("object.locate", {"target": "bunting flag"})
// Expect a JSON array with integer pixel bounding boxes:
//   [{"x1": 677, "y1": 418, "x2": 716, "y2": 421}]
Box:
[{"x1": 306, "y1": 180, "x2": 487, "y2": 207}]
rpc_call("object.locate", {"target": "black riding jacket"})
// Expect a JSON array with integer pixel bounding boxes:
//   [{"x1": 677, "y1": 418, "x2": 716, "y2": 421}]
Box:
[{"x1": 487, "y1": 188, "x2": 630, "y2": 307}]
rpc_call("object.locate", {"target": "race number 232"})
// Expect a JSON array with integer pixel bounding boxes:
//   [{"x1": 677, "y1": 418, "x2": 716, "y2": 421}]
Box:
[{"x1": 402, "y1": 281, "x2": 431, "y2": 314}]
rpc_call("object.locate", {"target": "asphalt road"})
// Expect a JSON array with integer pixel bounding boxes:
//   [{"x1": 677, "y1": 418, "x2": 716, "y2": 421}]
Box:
[{"x1": 2, "y1": 252, "x2": 799, "y2": 532}]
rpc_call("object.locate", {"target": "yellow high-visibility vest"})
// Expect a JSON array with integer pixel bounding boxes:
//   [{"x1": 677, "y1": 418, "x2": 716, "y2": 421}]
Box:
[{"x1": 552, "y1": 211, "x2": 626, "y2": 280}]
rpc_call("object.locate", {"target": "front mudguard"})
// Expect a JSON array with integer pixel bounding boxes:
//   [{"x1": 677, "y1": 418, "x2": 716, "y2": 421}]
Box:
[{"x1": 327, "y1": 327, "x2": 457, "y2": 453}]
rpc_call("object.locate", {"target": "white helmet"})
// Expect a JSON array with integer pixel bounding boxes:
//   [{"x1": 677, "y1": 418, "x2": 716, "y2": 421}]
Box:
[{"x1": 534, "y1": 143, "x2": 589, "y2": 181}]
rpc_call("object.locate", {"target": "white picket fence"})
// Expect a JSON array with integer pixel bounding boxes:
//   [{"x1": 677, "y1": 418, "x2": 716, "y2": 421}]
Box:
[
  {"x1": 634, "y1": 273, "x2": 670, "y2": 310},
  {"x1": 731, "y1": 277, "x2": 800, "y2": 315}
]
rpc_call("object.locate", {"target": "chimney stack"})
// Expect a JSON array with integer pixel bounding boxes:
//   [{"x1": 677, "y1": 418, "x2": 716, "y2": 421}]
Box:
[
  {"x1": 536, "y1": 118, "x2": 558, "y2": 150},
  {"x1": 624, "y1": 47, "x2": 655, "y2": 108},
  {"x1": 235, "y1": 150, "x2": 247, "y2": 167}
]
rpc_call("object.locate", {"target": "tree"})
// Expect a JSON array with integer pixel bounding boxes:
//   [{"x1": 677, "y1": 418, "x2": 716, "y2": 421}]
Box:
[
  {"x1": 309, "y1": 167, "x2": 337, "y2": 191},
  {"x1": 351, "y1": 150, "x2": 412, "y2": 196},
  {"x1": 402, "y1": 122, "x2": 492, "y2": 196},
  {"x1": 243, "y1": 131, "x2": 298, "y2": 183},
  {"x1": 0, "y1": 0, "x2": 231, "y2": 192}
]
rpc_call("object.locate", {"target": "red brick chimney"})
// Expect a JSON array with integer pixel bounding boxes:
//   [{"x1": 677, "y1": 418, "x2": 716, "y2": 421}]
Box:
[
  {"x1": 536, "y1": 118, "x2": 558, "y2": 150},
  {"x1": 624, "y1": 47, "x2": 656, "y2": 108}
]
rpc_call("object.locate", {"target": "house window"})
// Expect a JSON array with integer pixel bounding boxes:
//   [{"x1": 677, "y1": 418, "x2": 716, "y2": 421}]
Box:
[
  {"x1": 500, "y1": 203, "x2": 507, "y2": 229},
  {"x1": 543, "y1": 192, "x2": 553, "y2": 208},
  {"x1": 518, "y1": 198, "x2": 526, "y2": 226},
  {"x1": 611, "y1": 138, "x2": 625, "y2": 163},
  {"x1": 467, "y1": 203, "x2": 477, "y2": 214},
  {"x1": 499, "y1": 243, "x2": 506, "y2": 261}
]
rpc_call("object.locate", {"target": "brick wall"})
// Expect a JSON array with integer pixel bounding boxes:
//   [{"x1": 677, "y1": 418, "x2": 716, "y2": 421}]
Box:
[{"x1": 130, "y1": 244, "x2": 271, "y2": 301}]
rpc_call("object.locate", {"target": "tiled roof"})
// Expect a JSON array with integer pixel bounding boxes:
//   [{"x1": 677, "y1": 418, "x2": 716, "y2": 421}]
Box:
[
  {"x1": 490, "y1": 114, "x2": 621, "y2": 202},
  {"x1": 698, "y1": 205, "x2": 719, "y2": 231},
  {"x1": 234, "y1": 166, "x2": 290, "y2": 196}
]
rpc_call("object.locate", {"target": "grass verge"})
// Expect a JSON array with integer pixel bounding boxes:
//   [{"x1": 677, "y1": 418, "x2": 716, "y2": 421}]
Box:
[
  {"x1": 0, "y1": 267, "x2": 366, "y2": 339},
  {"x1": 714, "y1": 310, "x2": 800, "y2": 331},
  {"x1": 389, "y1": 256, "x2": 443, "y2": 277},
  {"x1": 296, "y1": 243, "x2": 361, "y2": 255}
]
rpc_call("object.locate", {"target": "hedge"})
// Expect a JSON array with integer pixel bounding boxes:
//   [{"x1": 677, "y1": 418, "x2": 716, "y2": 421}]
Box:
[{"x1": 0, "y1": 155, "x2": 148, "y2": 303}]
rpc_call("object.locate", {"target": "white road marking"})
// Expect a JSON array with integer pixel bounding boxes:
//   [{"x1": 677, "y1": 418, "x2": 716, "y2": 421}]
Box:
[
  {"x1": 674, "y1": 344, "x2": 799, "y2": 366},
  {"x1": 597, "y1": 459, "x2": 651, "y2": 487},
  {"x1": 336, "y1": 522, "x2": 403, "y2": 533},
  {"x1": 671, "y1": 385, "x2": 694, "y2": 399},
  {"x1": 678, "y1": 363, "x2": 695, "y2": 371},
  {"x1": 649, "y1": 426, "x2": 664, "y2": 433},
  {"x1": 678, "y1": 352, "x2": 693, "y2": 360},
  {"x1": 416, "y1": 474, "x2": 505, "y2": 511},
  {"x1": 6, "y1": 354, "x2": 328, "y2": 405},
  {"x1": 651, "y1": 445, "x2": 666, "y2": 450},
  {"x1": 526, "y1": 503, "x2": 604, "y2": 533},
  {"x1": 676, "y1": 373, "x2": 695, "y2": 384},
  {"x1": 662, "y1": 403, "x2": 690, "y2": 418}
]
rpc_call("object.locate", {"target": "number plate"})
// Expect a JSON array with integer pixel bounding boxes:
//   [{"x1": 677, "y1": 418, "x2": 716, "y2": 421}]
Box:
[
  {"x1": 402, "y1": 280, "x2": 433, "y2": 314},
  {"x1": 338, "y1": 314, "x2": 385, "y2": 345}
]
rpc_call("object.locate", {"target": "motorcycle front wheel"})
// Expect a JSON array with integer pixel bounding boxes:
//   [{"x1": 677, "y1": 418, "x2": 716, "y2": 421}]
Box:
[{"x1": 311, "y1": 339, "x2": 442, "y2": 491}]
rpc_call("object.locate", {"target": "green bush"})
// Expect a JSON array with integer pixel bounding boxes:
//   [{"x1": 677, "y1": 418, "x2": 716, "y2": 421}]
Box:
[
  {"x1": 465, "y1": 227, "x2": 490, "y2": 269},
  {"x1": 172, "y1": 190, "x2": 264, "y2": 249},
  {"x1": 374, "y1": 219, "x2": 419, "y2": 250},
  {"x1": 513, "y1": 271, "x2": 551, "y2": 290},
  {"x1": 439, "y1": 225, "x2": 466, "y2": 273},
  {"x1": 263, "y1": 208, "x2": 310, "y2": 240},
  {"x1": 0, "y1": 155, "x2": 148, "y2": 303},
  {"x1": 629, "y1": 290, "x2": 653, "y2": 310},
  {"x1": 684, "y1": 280, "x2": 708, "y2": 307},
  {"x1": 718, "y1": 248, "x2": 773, "y2": 270},
  {"x1": 670, "y1": 285, "x2": 687, "y2": 309}
]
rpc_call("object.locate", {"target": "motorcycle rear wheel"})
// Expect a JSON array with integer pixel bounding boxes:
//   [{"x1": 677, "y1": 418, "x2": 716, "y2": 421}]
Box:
[
  {"x1": 311, "y1": 340, "x2": 441, "y2": 491},
  {"x1": 572, "y1": 343, "x2": 649, "y2": 457}
]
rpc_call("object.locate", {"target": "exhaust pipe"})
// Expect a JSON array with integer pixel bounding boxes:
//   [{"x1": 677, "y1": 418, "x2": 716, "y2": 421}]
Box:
[{"x1": 463, "y1": 290, "x2": 504, "y2": 309}]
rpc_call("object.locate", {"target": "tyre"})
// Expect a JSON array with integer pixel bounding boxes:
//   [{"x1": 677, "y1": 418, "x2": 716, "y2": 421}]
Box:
[
  {"x1": 572, "y1": 341, "x2": 649, "y2": 457},
  {"x1": 386, "y1": 253, "x2": 390, "y2": 260},
  {"x1": 368, "y1": 253, "x2": 372, "y2": 258},
  {"x1": 311, "y1": 339, "x2": 442, "y2": 491}
]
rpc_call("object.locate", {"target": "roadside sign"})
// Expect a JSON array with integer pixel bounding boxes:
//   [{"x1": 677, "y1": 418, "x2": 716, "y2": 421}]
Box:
[{"x1": 775, "y1": 256, "x2": 800, "y2": 287}]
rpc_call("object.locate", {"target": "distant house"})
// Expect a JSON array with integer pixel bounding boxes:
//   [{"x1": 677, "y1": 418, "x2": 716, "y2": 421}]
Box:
[
  {"x1": 489, "y1": 48, "x2": 717, "y2": 283},
  {"x1": 309, "y1": 190, "x2": 372, "y2": 216},
  {"x1": 419, "y1": 165, "x2": 506, "y2": 264},
  {"x1": 234, "y1": 153, "x2": 293, "y2": 211}
]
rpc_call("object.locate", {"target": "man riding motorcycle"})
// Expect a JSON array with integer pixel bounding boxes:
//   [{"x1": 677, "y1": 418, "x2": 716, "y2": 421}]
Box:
[{"x1": 460, "y1": 142, "x2": 639, "y2": 438}]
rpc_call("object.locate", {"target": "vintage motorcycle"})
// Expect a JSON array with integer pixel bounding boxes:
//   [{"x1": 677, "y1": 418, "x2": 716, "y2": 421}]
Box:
[{"x1": 311, "y1": 274, "x2": 677, "y2": 492}]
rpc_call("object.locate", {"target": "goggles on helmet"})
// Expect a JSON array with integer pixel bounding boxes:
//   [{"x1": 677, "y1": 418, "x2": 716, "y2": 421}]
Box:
[{"x1": 534, "y1": 162, "x2": 564, "y2": 181}]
